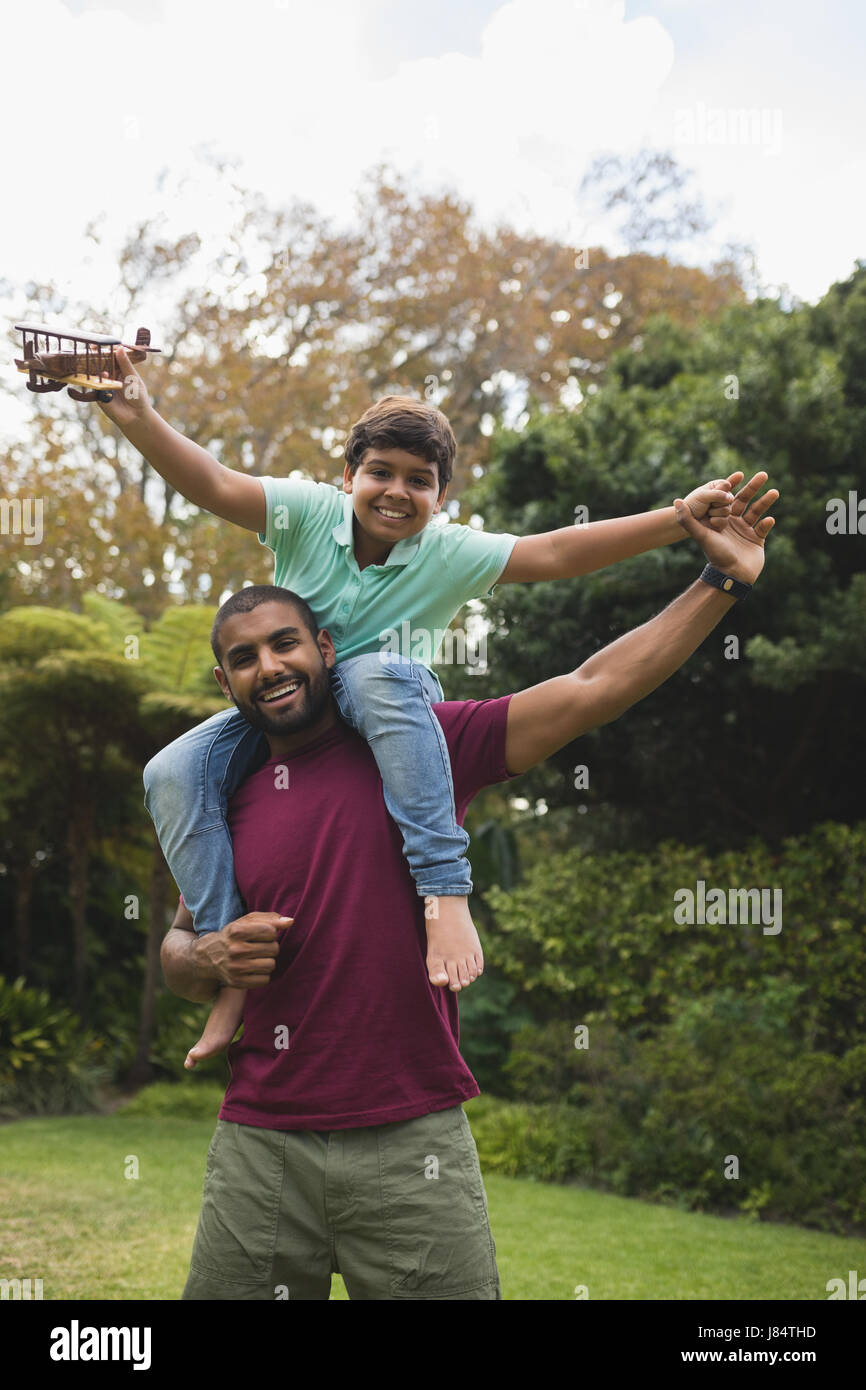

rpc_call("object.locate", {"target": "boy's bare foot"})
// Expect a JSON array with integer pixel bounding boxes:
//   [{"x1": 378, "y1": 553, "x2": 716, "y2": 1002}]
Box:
[
  {"x1": 184, "y1": 985, "x2": 247, "y2": 1070},
  {"x1": 425, "y1": 896, "x2": 484, "y2": 992}
]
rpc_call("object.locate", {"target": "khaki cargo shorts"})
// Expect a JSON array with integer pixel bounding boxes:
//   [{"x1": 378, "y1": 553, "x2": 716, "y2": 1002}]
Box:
[{"x1": 182, "y1": 1104, "x2": 501, "y2": 1300}]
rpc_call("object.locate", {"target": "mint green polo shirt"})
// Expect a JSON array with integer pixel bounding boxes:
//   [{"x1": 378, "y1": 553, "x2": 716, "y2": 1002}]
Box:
[{"x1": 256, "y1": 476, "x2": 518, "y2": 667}]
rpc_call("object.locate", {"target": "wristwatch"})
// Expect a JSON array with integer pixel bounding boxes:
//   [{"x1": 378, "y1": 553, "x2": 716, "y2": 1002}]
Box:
[{"x1": 699, "y1": 563, "x2": 752, "y2": 600}]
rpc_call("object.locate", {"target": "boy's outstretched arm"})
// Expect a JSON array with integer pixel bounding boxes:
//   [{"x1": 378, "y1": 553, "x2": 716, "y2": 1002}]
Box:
[
  {"x1": 498, "y1": 470, "x2": 758, "y2": 582},
  {"x1": 503, "y1": 472, "x2": 777, "y2": 775},
  {"x1": 97, "y1": 346, "x2": 266, "y2": 533}
]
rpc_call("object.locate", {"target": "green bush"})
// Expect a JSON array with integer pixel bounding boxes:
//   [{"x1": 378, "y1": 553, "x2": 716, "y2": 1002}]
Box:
[
  {"x1": 469, "y1": 821, "x2": 866, "y2": 1233},
  {"x1": 118, "y1": 1080, "x2": 226, "y2": 1119},
  {"x1": 467, "y1": 1094, "x2": 594, "y2": 1182},
  {"x1": 483, "y1": 821, "x2": 866, "y2": 1054},
  {"x1": 146, "y1": 993, "x2": 235, "y2": 1084},
  {"x1": 456, "y1": 969, "x2": 535, "y2": 1094},
  {"x1": 595, "y1": 1024, "x2": 864, "y2": 1232},
  {"x1": 102, "y1": 990, "x2": 234, "y2": 1085},
  {"x1": 0, "y1": 975, "x2": 110, "y2": 1116},
  {"x1": 467, "y1": 988, "x2": 866, "y2": 1234}
]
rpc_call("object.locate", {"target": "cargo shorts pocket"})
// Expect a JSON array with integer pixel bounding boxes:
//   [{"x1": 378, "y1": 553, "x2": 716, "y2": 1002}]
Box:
[
  {"x1": 379, "y1": 1106, "x2": 498, "y2": 1299},
  {"x1": 188, "y1": 1121, "x2": 283, "y2": 1287}
]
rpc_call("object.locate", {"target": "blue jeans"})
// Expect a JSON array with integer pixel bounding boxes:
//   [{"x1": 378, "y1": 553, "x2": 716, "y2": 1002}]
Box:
[{"x1": 142, "y1": 653, "x2": 472, "y2": 935}]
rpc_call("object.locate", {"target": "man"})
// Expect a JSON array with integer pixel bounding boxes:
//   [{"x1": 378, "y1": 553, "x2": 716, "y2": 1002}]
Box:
[{"x1": 159, "y1": 478, "x2": 776, "y2": 1300}]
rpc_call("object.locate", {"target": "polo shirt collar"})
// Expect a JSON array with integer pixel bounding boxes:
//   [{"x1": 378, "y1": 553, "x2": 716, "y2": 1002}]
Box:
[{"x1": 332, "y1": 490, "x2": 423, "y2": 567}]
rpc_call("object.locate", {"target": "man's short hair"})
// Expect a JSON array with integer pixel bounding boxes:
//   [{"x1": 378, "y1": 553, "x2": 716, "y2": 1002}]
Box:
[
  {"x1": 344, "y1": 395, "x2": 456, "y2": 492},
  {"x1": 211, "y1": 585, "x2": 320, "y2": 666}
]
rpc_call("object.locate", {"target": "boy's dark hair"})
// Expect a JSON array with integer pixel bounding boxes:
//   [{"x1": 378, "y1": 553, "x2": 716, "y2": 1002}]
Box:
[
  {"x1": 211, "y1": 585, "x2": 320, "y2": 666},
  {"x1": 343, "y1": 395, "x2": 456, "y2": 492}
]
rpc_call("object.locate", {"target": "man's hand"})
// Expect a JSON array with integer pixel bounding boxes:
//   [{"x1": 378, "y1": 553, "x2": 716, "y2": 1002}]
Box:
[
  {"x1": 503, "y1": 475, "x2": 779, "y2": 774},
  {"x1": 194, "y1": 912, "x2": 289, "y2": 989},
  {"x1": 98, "y1": 345, "x2": 151, "y2": 429},
  {"x1": 675, "y1": 470, "x2": 777, "y2": 584}
]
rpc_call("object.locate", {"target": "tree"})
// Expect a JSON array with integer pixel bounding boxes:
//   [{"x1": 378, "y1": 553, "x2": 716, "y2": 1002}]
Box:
[
  {"x1": 0, "y1": 609, "x2": 147, "y2": 1019},
  {"x1": 123, "y1": 600, "x2": 226, "y2": 1085},
  {"x1": 0, "y1": 597, "x2": 224, "y2": 1042},
  {"x1": 448, "y1": 268, "x2": 866, "y2": 850},
  {"x1": 2, "y1": 160, "x2": 742, "y2": 613}
]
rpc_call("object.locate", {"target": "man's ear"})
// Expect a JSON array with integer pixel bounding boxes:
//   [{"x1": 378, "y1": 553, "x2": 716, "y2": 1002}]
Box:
[
  {"x1": 317, "y1": 628, "x2": 337, "y2": 669},
  {"x1": 434, "y1": 483, "x2": 448, "y2": 514},
  {"x1": 214, "y1": 665, "x2": 232, "y2": 699},
  {"x1": 342, "y1": 461, "x2": 354, "y2": 494}
]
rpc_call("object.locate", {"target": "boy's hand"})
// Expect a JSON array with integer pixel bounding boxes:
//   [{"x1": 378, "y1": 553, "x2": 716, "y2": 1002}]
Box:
[
  {"x1": 97, "y1": 345, "x2": 151, "y2": 428},
  {"x1": 680, "y1": 471, "x2": 744, "y2": 529},
  {"x1": 675, "y1": 471, "x2": 778, "y2": 585}
]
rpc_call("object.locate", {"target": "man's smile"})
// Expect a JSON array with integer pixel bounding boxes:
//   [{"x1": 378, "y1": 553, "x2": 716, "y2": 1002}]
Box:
[
  {"x1": 373, "y1": 504, "x2": 411, "y2": 522},
  {"x1": 257, "y1": 678, "x2": 304, "y2": 707}
]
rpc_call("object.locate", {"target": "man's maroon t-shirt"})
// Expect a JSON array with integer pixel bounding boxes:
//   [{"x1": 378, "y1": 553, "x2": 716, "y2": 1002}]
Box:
[{"x1": 215, "y1": 695, "x2": 517, "y2": 1131}]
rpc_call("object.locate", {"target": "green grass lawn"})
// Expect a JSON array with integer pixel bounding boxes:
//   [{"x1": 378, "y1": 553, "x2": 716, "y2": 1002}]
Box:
[{"x1": 1, "y1": 1106, "x2": 863, "y2": 1301}]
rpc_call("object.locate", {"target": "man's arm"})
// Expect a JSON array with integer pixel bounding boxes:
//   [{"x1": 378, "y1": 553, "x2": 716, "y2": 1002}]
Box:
[
  {"x1": 97, "y1": 347, "x2": 267, "y2": 533},
  {"x1": 504, "y1": 474, "x2": 777, "y2": 774},
  {"x1": 497, "y1": 472, "x2": 749, "y2": 583},
  {"x1": 161, "y1": 899, "x2": 286, "y2": 1002},
  {"x1": 160, "y1": 900, "x2": 219, "y2": 1003}
]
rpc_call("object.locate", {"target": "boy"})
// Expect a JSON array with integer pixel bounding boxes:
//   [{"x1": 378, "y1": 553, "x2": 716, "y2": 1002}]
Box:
[{"x1": 101, "y1": 346, "x2": 736, "y2": 1066}]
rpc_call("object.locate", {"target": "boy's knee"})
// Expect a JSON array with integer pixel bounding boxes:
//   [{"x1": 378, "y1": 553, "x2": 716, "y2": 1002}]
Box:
[
  {"x1": 341, "y1": 651, "x2": 412, "y2": 695},
  {"x1": 142, "y1": 749, "x2": 163, "y2": 794},
  {"x1": 366, "y1": 655, "x2": 424, "y2": 710},
  {"x1": 358, "y1": 649, "x2": 412, "y2": 676},
  {"x1": 143, "y1": 744, "x2": 184, "y2": 805}
]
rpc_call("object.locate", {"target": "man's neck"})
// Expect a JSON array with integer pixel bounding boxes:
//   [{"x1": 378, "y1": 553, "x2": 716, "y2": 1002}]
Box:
[{"x1": 264, "y1": 697, "x2": 340, "y2": 759}]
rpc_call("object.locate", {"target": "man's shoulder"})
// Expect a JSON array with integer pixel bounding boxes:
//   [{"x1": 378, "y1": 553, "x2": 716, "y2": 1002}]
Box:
[{"x1": 432, "y1": 693, "x2": 517, "y2": 792}]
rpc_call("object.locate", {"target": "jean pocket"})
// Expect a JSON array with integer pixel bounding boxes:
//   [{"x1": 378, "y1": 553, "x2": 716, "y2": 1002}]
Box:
[
  {"x1": 379, "y1": 1108, "x2": 497, "y2": 1298},
  {"x1": 190, "y1": 1123, "x2": 282, "y2": 1285}
]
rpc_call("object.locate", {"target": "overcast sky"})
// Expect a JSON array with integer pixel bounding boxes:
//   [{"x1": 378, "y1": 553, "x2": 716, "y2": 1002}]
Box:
[{"x1": 2, "y1": 0, "x2": 863, "y2": 338}]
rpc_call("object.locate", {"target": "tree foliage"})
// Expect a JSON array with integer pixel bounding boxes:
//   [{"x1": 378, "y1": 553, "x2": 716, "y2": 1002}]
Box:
[
  {"x1": 1, "y1": 162, "x2": 741, "y2": 613},
  {"x1": 449, "y1": 266, "x2": 866, "y2": 848}
]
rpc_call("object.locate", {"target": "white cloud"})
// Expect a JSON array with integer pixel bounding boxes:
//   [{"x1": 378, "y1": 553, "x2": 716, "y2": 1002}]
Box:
[
  {"x1": 642, "y1": 8, "x2": 866, "y2": 300},
  {"x1": 348, "y1": 0, "x2": 675, "y2": 238},
  {"x1": 0, "y1": 0, "x2": 861, "y2": 335},
  {"x1": 0, "y1": 1, "x2": 672, "y2": 287}
]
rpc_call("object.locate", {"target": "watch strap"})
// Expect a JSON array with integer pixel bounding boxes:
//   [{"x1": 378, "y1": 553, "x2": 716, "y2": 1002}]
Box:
[{"x1": 699, "y1": 563, "x2": 752, "y2": 600}]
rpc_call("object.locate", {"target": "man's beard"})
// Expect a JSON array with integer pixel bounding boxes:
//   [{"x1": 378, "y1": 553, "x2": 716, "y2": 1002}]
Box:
[{"x1": 232, "y1": 660, "x2": 332, "y2": 737}]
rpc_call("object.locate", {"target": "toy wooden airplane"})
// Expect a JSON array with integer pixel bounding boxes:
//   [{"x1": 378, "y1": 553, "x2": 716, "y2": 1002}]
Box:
[{"x1": 14, "y1": 322, "x2": 160, "y2": 401}]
